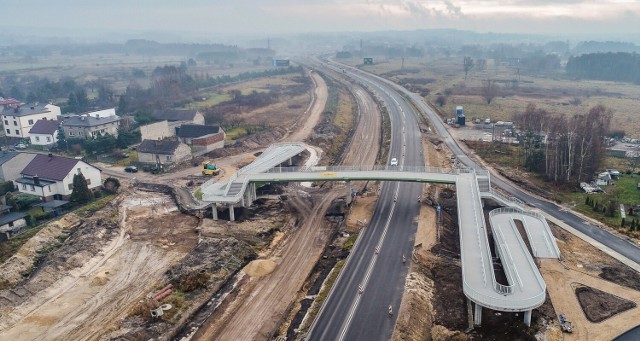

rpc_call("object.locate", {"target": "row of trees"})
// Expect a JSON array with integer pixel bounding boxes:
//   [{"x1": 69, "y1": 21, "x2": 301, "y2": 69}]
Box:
[
  {"x1": 118, "y1": 65, "x2": 302, "y2": 114},
  {"x1": 515, "y1": 104, "x2": 611, "y2": 185},
  {"x1": 566, "y1": 52, "x2": 640, "y2": 84}
]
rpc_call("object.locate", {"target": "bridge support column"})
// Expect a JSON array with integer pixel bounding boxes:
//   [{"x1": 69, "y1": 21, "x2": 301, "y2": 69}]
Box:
[
  {"x1": 288, "y1": 157, "x2": 293, "y2": 166},
  {"x1": 251, "y1": 183, "x2": 256, "y2": 202},
  {"x1": 228, "y1": 204, "x2": 235, "y2": 221},
  {"x1": 211, "y1": 205, "x2": 218, "y2": 220},
  {"x1": 524, "y1": 310, "x2": 532, "y2": 327},
  {"x1": 346, "y1": 181, "x2": 352, "y2": 205},
  {"x1": 474, "y1": 303, "x2": 483, "y2": 325}
]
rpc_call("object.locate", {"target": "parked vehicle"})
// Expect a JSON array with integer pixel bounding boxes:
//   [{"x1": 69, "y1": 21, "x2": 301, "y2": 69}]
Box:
[{"x1": 124, "y1": 166, "x2": 138, "y2": 173}]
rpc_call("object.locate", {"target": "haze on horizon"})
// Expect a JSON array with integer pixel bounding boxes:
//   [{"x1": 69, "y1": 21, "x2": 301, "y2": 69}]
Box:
[{"x1": 3, "y1": 0, "x2": 640, "y2": 42}]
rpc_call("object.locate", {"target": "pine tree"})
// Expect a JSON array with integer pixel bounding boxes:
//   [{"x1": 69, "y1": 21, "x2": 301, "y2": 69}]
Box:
[
  {"x1": 70, "y1": 173, "x2": 94, "y2": 204},
  {"x1": 57, "y1": 125, "x2": 67, "y2": 151}
]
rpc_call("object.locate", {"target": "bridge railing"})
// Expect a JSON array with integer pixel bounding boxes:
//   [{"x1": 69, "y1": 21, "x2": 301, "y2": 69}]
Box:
[
  {"x1": 261, "y1": 165, "x2": 469, "y2": 174},
  {"x1": 490, "y1": 207, "x2": 559, "y2": 258}
]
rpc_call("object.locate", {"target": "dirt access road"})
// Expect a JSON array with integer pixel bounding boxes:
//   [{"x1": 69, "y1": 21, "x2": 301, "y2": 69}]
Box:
[
  {"x1": 0, "y1": 191, "x2": 199, "y2": 341},
  {"x1": 193, "y1": 68, "x2": 382, "y2": 341}
]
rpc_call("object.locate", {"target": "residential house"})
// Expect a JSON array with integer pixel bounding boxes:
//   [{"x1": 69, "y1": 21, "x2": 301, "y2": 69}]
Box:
[
  {"x1": 1, "y1": 103, "x2": 61, "y2": 139},
  {"x1": 61, "y1": 111, "x2": 120, "y2": 139},
  {"x1": 137, "y1": 139, "x2": 191, "y2": 165},
  {"x1": 14, "y1": 154, "x2": 102, "y2": 202},
  {"x1": 176, "y1": 124, "x2": 225, "y2": 154},
  {"x1": 0, "y1": 209, "x2": 29, "y2": 240},
  {"x1": 150, "y1": 109, "x2": 205, "y2": 125},
  {"x1": 85, "y1": 108, "x2": 116, "y2": 118},
  {"x1": 0, "y1": 152, "x2": 37, "y2": 182},
  {"x1": 140, "y1": 120, "x2": 173, "y2": 141},
  {"x1": 29, "y1": 119, "x2": 59, "y2": 148}
]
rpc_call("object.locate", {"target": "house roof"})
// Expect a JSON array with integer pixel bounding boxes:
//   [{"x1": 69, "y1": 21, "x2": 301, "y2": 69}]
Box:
[
  {"x1": 1, "y1": 104, "x2": 52, "y2": 117},
  {"x1": 138, "y1": 139, "x2": 183, "y2": 154},
  {"x1": 176, "y1": 124, "x2": 220, "y2": 138},
  {"x1": 21, "y1": 154, "x2": 84, "y2": 181},
  {"x1": 29, "y1": 119, "x2": 59, "y2": 134},
  {"x1": 151, "y1": 109, "x2": 199, "y2": 122},
  {"x1": 62, "y1": 115, "x2": 120, "y2": 127},
  {"x1": 0, "y1": 212, "x2": 28, "y2": 226}
]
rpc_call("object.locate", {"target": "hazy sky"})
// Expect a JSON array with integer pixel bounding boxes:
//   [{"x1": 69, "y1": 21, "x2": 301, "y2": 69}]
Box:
[{"x1": 3, "y1": 0, "x2": 640, "y2": 38}]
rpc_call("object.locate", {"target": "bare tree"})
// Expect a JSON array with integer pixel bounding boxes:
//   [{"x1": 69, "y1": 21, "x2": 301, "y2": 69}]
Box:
[
  {"x1": 435, "y1": 95, "x2": 447, "y2": 107},
  {"x1": 463, "y1": 57, "x2": 474, "y2": 79},
  {"x1": 482, "y1": 79, "x2": 498, "y2": 104}
]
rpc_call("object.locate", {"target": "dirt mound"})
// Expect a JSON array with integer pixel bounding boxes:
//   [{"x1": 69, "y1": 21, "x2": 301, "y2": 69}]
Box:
[
  {"x1": 207, "y1": 127, "x2": 287, "y2": 159},
  {"x1": 575, "y1": 284, "x2": 637, "y2": 322},
  {"x1": 392, "y1": 268, "x2": 436, "y2": 341},
  {"x1": 599, "y1": 266, "x2": 640, "y2": 291},
  {"x1": 244, "y1": 259, "x2": 277, "y2": 278},
  {"x1": 0, "y1": 214, "x2": 82, "y2": 287}
]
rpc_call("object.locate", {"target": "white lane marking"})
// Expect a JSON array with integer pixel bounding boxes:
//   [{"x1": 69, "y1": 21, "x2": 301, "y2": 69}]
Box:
[{"x1": 336, "y1": 181, "x2": 401, "y2": 341}]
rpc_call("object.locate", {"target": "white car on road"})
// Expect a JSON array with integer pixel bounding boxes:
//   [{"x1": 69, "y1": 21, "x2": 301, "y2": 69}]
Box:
[{"x1": 390, "y1": 158, "x2": 398, "y2": 166}]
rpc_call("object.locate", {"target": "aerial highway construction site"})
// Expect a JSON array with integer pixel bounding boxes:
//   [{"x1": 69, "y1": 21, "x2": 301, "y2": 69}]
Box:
[{"x1": 1, "y1": 58, "x2": 640, "y2": 341}]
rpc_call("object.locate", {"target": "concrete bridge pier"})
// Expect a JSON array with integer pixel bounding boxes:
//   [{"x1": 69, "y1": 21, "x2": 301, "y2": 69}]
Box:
[
  {"x1": 346, "y1": 181, "x2": 352, "y2": 205},
  {"x1": 229, "y1": 204, "x2": 235, "y2": 221},
  {"x1": 474, "y1": 303, "x2": 483, "y2": 325},
  {"x1": 211, "y1": 205, "x2": 218, "y2": 220},
  {"x1": 524, "y1": 310, "x2": 532, "y2": 327}
]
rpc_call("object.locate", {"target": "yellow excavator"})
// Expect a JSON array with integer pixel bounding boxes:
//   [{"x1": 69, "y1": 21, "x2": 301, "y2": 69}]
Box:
[{"x1": 202, "y1": 161, "x2": 220, "y2": 176}]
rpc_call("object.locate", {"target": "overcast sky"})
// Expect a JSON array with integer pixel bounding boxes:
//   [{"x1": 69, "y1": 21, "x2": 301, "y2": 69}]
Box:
[{"x1": 3, "y1": 0, "x2": 640, "y2": 39}]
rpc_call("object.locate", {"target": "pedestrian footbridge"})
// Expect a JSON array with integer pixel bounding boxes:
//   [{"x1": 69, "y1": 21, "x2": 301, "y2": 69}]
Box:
[{"x1": 200, "y1": 143, "x2": 560, "y2": 326}]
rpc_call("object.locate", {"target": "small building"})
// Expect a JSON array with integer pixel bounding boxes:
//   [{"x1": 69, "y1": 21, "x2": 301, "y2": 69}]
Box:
[
  {"x1": 14, "y1": 154, "x2": 102, "y2": 202},
  {"x1": 137, "y1": 139, "x2": 191, "y2": 165},
  {"x1": 177, "y1": 125, "x2": 225, "y2": 145},
  {"x1": 177, "y1": 125, "x2": 226, "y2": 155},
  {"x1": 140, "y1": 120, "x2": 173, "y2": 141},
  {"x1": 1, "y1": 103, "x2": 61, "y2": 139},
  {"x1": 150, "y1": 109, "x2": 205, "y2": 126},
  {"x1": 61, "y1": 111, "x2": 120, "y2": 139},
  {"x1": 0, "y1": 152, "x2": 37, "y2": 182},
  {"x1": 28, "y1": 119, "x2": 59, "y2": 148},
  {"x1": 0, "y1": 211, "x2": 29, "y2": 240}
]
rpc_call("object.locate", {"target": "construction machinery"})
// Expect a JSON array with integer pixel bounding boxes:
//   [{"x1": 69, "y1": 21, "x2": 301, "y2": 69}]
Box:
[
  {"x1": 202, "y1": 161, "x2": 220, "y2": 176},
  {"x1": 559, "y1": 314, "x2": 573, "y2": 333}
]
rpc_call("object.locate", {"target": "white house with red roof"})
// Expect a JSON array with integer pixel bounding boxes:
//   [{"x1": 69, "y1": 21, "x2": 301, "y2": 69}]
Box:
[{"x1": 14, "y1": 154, "x2": 102, "y2": 202}]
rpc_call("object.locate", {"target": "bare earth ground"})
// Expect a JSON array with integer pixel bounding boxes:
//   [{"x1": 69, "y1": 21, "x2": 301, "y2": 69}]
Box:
[
  {"x1": 540, "y1": 223, "x2": 640, "y2": 341},
  {"x1": 0, "y1": 191, "x2": 199, "y2": 340},
  {"x1": 190, "y1": 69, "x2": 332, "y2": 341},
  {"x1": 193, "y1": 189, "x2": 340, "y2": 341}
]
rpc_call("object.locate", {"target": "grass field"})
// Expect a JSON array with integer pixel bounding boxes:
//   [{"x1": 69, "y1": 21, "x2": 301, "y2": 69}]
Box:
[
  {"x1": 341, "y1": 56, "x2": 640, "y2": 138},
  {"x1": 563, "y1": 175, "x2": 640, "y2": 235}
]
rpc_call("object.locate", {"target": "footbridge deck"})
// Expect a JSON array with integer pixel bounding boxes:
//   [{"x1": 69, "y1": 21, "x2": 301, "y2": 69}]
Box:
[{"x1": 199, "y1": 143, "x2": 560, "y2": 324}]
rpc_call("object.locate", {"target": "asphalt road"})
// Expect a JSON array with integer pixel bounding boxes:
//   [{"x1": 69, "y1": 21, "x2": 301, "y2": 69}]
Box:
[
  {"x1": 307, "y1": 64, "x2": 424, "y2": 341},
  {"x1": 403, "y1": 91, "x2": 640, "y2": 266},
  {"x1": 311, "y1": 61, "x2": 640, "y2": 339}
]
